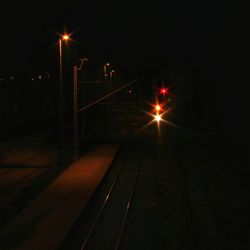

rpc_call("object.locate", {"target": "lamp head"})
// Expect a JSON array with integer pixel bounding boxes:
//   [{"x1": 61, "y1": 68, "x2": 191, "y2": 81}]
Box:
[{"x1": 62, "y1": 34, "x2": 69, "y2": 41}]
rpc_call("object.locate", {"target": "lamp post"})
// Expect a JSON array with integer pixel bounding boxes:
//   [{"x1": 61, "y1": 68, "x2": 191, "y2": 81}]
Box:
[
  {"x1": 59, "y1": 34, "x2": 69, "y2": 166},
  {"x1": 104, "y1": 62, "x2": 110, "y2": 80},
  {"x1": 110, "y1": 69, "x2": 115, "y2": 81}
]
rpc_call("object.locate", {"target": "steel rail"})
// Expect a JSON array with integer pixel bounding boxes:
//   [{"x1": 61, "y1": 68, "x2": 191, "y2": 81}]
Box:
[
  {"x1": 181, "y1": 164, "x2": 197, "y2": 250},
  {"x1": 197, "y1": 166, "x2": 225, "y2": 249},
  {"x1": 80, "y1": 139, "x2": 143, "y2": 250},
  {"x1": 80, "y1": 147, "x2": 130, "y2": 250},
  {"x1": 179, "y1": 145, "x2": 224, "y2": 250},
  {"x1": 114, "y1": 141, "x2": 143, "y2": 250}
]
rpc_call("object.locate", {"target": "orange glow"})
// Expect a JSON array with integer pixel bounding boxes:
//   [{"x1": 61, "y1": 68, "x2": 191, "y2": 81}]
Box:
[
  {"x1": 53, "y1": 29, "x2": 77, "y2": 47},
  {"x1": 155, "y1": 105, "x2": 161, "y2": 112},
  {"x1": 134, "y1": 101, "x2": 179, "y2": 136},
  {"x1": 62, "y1": 34, "x2": 69, "y2": 40}
]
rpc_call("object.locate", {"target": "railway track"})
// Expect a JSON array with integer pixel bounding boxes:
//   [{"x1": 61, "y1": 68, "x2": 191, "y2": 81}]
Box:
[
  {"x1": 151, "y1": 127, "x2": 223, "y2": 250},
  {"x1": 61, "y1": 128, "x2": 225, "y2": 250},
  {"x1": 61, "y1": 137, "x2": 144, "y2": 250},
  {"x1": 176, "y1": 133, "x2": 224, "y2": 250}
]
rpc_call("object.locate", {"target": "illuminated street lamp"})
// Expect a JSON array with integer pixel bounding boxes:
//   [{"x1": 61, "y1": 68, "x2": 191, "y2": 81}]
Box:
[{"x1": 58, "y1": 33, "x2": 70, "y2": 166}]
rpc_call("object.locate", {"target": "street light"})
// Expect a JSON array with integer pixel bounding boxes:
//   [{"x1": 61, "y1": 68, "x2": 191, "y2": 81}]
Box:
[
  {"x1": 154, "y1": 113, "x2": 162, "y2": 123},
  {"x1": 155, "y1": 104, "x2": 161, "y2": 112},
  {"x1": 110, "y1": 69, "x2": 115, "y2": 81},
  {"x1": 59, "y1": 33, "x2": 70, "y2": 166}
]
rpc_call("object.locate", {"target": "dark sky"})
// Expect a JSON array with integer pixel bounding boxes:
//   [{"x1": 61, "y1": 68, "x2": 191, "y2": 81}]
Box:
[
  {"x1": 1, "y1": 1, "x2": 244, "y2": 74},
  {"x1": 1, "y1": 1, "x2": 249, "y2": 141}
]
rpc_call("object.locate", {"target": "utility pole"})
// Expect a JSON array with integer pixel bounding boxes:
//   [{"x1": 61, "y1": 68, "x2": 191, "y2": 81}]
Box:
[{"x1": 73, "y1": 65, "x2": 79, "y2": 160}]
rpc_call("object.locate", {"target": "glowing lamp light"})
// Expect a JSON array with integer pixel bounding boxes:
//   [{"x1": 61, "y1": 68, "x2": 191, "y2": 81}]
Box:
[
  {"x1": 155, "y1": 105, "x2": 161, "y2": 112},
  {"x1": 62, "y1": 34, "x2": 69, "y2": 40},
  {"x1": 154, "y1": 114, "x2": 162, "y2": 122},
  {"x1": 160, "y1": 87, "x2": 168, "y2": 95}
]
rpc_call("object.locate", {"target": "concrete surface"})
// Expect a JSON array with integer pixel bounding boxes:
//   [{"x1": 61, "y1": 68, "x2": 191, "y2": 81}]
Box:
[{"x1": 0, "y1": 144, "x2": 119, "y2": 250}]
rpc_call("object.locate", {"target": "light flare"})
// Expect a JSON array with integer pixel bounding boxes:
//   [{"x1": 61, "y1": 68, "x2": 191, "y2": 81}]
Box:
[
  {"x1": 62, "y1": 34, "x2": 69, "y2": 40},
  {"x1": 155, "y1": 105, "x2": 161, "y2": 112},
  {"x1": 160, "y1": 87, "x2": 168, "y2": 95},
  {"x1": 154, "y1": 114, "x2": 162, "y2": 122}
]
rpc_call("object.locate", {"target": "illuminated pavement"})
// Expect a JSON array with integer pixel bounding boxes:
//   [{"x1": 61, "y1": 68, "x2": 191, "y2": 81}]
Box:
[{"x1": 0, "y1": 145, "x2": 118, "y2": 250}]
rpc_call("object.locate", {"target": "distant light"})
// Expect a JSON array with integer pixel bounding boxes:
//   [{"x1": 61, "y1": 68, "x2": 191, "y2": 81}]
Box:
[
  {"x1": 155, "y1": 105, "x2": 161, "y2": 112},
  {"x1": 31, "y1": 78, "x2": 34, "y2": 81},
  {"x1": 10, "y1": 76, "x2": 14, "y2": 80},
  {"x1": 38, "y1": 75, "x2": 42, "y2": 80},
  {"x1": 106, "y1": 63, "x2": 110, "y2": 66},
  {"x1": 160, "y1": 87, "x2": 168, "y2": 95},
  {"x1": 154, "y1": 114, "x2": 162, "y2": 122},
  {"x1": 128, "y1": 89, "x2": 132, "y2": 94}
]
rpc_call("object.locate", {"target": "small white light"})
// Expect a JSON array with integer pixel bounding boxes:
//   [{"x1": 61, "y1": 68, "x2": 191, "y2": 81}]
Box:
[{"x1": 154, "y1": 114, "x2": 162, "y2": 122}]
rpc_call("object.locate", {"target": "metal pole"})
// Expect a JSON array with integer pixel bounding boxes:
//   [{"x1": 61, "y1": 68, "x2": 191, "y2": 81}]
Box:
[
  {"x1": 104, "y1": 64, "x2": 107, "y2": 79},
  {"x1": 59, "y1": 38, "x2": 64, "y2": 166},
  {"x1": 73, "y1": 65, "x2": 79, "y2": 160}
]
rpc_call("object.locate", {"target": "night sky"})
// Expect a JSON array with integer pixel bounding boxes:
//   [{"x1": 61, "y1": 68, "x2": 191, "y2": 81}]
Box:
[
  {"x1": 1, "y1": 1, "x2": 243, "y2": 72},
  {"x1": 1, "y1": 1, "x2": 249, "y2": 145}
]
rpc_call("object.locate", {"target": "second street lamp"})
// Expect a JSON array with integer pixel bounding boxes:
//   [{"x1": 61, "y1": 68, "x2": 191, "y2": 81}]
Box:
[
  {"x1": 59, "y1": 34, "x2": 69, "y2": 166},
  {"x1": 104, "y1": 62, "x2": 110, "y2": 80}
]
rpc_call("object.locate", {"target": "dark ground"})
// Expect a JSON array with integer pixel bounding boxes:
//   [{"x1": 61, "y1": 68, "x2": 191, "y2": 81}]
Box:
[{"x1": 59, "y1": 117, "x2": 250, "y2": 250}]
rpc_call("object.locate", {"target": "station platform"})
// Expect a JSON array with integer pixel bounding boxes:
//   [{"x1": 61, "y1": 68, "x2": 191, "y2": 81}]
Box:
[{"x1": 0, "y1": 144, "x2": 119, "y2": 250}]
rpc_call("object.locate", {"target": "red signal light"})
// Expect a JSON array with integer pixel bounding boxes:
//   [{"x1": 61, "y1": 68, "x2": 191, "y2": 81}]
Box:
[{"x1": 160, "y1": 87, "x2": 168, "y2": 95}]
